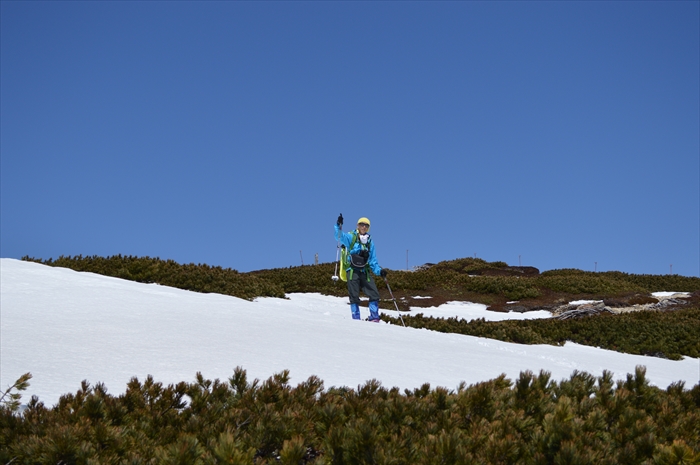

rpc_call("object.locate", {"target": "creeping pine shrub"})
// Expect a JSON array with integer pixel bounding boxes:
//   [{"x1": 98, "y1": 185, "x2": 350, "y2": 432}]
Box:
[
  {"x1": 23, "y1": 255, "x2": 286, "y2": 300},
  {"x1": 386, "y1": 308, "x2": 700, "y2": 360},
  {"x1": 539, "y1": 269, "x2": 700, "y2": 295},
  {"x1": 0, "y1": 372, "x2": 32, "y2": 413},
  {"x1": 2, "y1": 368, "x2": 699, "y2": 464},
  {"x1": 535, "y1": 273, "x2": 648, "y2": 295},
  {"x1": 252, "y1": 263, "x2": 348, "y2": 297},
  {"x1": 427, "y1": 257, "x2": 507, "y2": 275},
  {"x1": 23, "y1": 255, "x2": 700, "y2": 305}
]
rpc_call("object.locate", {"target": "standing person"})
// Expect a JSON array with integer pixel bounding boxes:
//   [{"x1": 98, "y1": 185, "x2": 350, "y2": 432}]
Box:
[{"x1": 334, "y1": 214, "x2": 387, "y2": 321}]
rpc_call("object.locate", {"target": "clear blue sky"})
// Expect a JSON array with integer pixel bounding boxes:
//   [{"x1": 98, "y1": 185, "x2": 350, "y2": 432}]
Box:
[{"x1": 2, "y1": 1, "x2": 698, "y2": 276}]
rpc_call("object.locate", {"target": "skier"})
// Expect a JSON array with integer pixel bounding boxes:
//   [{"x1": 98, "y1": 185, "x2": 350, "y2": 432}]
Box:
[{"x1": 334, "y1": 214, "x2": 387, "y2": 322}]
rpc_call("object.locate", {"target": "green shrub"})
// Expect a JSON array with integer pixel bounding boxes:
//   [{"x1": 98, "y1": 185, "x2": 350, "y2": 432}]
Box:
[
  {"x1": 385, "y1": 308, "x2": 700, "y2": 360},
  {"x1": 23, "y1": 255, "x2": 286, "y2": 300},
  {"x1": 2, "y1": 368, "x2": 698, "y2": 464},
  {"x1": 541, "y1": 269, "x2": 700, "y2": 294},
  {"x1": 24, "y1": 255, "x2": 700, "y2": 304}
]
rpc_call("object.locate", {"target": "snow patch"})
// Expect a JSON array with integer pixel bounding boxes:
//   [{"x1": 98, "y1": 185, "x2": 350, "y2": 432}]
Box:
[
  {"x1": 652, "y1": 292, "x2": 691, "y2": 298},
  {"x1": 398, "y1": 301, "x2": 552, "y2": 322},
  {"x1": 569, "y1": 299, "x2": 603, "y2": 306}
]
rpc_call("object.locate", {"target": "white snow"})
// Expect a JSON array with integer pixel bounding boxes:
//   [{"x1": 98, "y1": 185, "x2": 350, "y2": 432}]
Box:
[
  {"x1": 569, "y1": 299, "x2": 603, "y2": 306},
  {"x1": 403, "y1": 301, "x2": 552, "y2": 321},
  {"x1": 1, "y1": 259, "x2": 698, "y2": 407},
  {"x1": 652, "y1": 291, "x2": 691, "y2": 298}
]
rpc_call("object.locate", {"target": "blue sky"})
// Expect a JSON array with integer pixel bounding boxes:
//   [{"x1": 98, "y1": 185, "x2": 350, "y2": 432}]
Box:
[{"x1": 2, "y1": 1, "x2": 698, "y2": 276}]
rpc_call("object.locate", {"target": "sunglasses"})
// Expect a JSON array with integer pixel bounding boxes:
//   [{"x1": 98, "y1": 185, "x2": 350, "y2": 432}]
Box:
[{"x1": 358, "y1": 223, "x2": 369, "y2": 228}]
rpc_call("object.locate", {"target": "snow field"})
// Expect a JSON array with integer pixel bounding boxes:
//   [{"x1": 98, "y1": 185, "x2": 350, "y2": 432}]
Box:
[{"x1": 1, "y1": 259, "x2": 698, "y2": 406}]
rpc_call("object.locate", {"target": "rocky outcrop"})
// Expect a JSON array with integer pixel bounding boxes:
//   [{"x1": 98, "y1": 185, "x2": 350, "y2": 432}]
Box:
[
  {"x1": 555, "y1": 302, "x2": 613, "y2": 320},
  {"x1": 550, "y1": 293, "x2": 692, "y2": 320}
]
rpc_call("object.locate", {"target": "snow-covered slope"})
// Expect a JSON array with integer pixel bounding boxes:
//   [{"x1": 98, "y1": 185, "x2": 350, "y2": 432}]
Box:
[{"x1": 1, "y1": 259, "x2": 697, "y2": 406}]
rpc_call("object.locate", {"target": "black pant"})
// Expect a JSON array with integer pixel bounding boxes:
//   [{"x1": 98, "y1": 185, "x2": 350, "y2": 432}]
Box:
[{"x1": 347, "y1": 268, "x2": 380, "y2": 305}]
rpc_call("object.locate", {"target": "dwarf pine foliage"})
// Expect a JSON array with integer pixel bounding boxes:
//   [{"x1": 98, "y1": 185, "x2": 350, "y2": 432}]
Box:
[
  {"x1": 23, "y1": 255, "x2": 700, "y2": 302},
  {"x1": 0, "y1": 372, "x2": 32, "y2": 413},
  {"x1": 23, "y1": 255, "x2": 287, "y2": 300},
  {"x1": 1, "y1": 367, "x2": 699, "y2": 464},
  {"x1": 385, "y1": 308, "x2": 700, "y2": 360}
]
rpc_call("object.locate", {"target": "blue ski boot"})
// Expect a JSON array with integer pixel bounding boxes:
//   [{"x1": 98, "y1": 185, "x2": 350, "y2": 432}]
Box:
[
  {"x1": 368, "y1": 301, "x2": 380, "y2": 322},
  {"x1": 351, "y1": 303, "x2": 361, "y2": 320}
]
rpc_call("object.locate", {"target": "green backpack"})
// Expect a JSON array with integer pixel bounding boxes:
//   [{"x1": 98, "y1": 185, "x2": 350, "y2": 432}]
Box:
[{"x1": 339, "y1": 232, "x2": 371, "y2": 282}]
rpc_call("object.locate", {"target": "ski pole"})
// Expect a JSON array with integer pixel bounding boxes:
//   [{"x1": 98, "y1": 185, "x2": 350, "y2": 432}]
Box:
[
  {"x1": 333, "y1": 213, "x2": 343, "y2": 282},
  {"x1": 383, "y1": 277, "x2": 406, "y2": 327},
  {"x1": 332, "y1": 240, "x2": 340, "y2": 282}
]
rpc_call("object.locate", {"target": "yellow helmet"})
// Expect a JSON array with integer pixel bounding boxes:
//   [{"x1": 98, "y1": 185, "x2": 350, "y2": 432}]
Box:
[{"x1": 357, "y1": 217, "x2": 371, "y2": 229}]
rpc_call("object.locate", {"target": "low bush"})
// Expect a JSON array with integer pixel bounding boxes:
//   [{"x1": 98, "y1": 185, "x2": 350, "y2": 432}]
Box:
[
  {"x1": 23, "y1": 255, "x2": 700, "y2": 304},
  {"x1": 384, "y1": 308, "x2": 700, "y2": 360},
  {"x1": 2, "y1": 367, "x2": 699, "y2": 464},
  {"x1": 23, "y1": 255, "x2": 286, "y2": 300}
]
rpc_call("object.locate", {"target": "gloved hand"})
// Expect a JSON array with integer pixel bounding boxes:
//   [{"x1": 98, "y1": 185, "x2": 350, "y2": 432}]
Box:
[
  {"x1": 380, "y1": 269, "x2": 387, "y2": 278},
  {"x1": 337, "y1": 213, "x2": 343, "y2": 226}
]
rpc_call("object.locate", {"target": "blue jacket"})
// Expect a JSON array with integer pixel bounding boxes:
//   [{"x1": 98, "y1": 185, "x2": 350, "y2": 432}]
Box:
[{"x1": 334, "y1": 224, "x2": 382, "y2": 276}]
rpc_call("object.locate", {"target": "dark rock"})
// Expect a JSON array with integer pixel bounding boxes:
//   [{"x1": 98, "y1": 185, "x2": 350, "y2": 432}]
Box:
[{"x1": 504, "y1": 305, "x2": 529, "y2": 313}]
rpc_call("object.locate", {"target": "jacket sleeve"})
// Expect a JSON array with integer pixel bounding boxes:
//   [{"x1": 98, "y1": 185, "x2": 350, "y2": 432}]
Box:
[
  {"x1": 368, "y1": 241, "x2": 382, "y2": 276},
  {"x1": 334, "y1": 224, "x2": 352, "y2": 248}
]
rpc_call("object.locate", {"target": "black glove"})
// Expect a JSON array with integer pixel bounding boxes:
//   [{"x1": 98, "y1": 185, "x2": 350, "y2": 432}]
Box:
[
  {"x1": 337, "y1": 213, "x2": 343, "y2": 227},
  {"x1": 380, "y1": 269, "x2": 388, "y2": 278}
]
